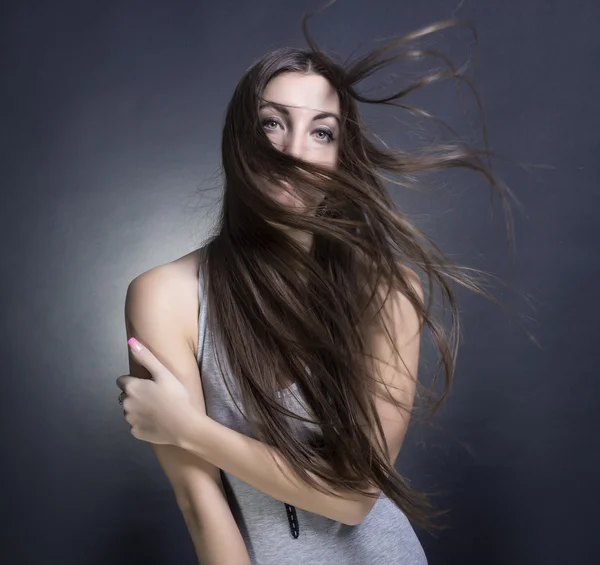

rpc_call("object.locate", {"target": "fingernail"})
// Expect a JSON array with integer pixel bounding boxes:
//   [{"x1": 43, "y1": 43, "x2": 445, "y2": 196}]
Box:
[{"x1": 128, "y1": 337, "x2": 144, "y2": 352}]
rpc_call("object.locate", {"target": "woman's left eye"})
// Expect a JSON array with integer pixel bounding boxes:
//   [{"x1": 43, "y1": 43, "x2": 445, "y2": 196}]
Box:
[{"x1": 314, "y1": 128, "x2": 334, "y2": 142}]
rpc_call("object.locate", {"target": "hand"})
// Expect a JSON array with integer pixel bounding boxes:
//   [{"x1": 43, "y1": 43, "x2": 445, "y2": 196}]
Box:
[{"x1": 117, "y1": 337, "x2": 198, "y2": 446}]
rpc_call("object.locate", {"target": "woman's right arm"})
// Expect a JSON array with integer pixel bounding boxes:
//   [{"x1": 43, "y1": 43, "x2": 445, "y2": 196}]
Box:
[{"x1": 124, "y1": 268, "x2": 251, "y2": 565}]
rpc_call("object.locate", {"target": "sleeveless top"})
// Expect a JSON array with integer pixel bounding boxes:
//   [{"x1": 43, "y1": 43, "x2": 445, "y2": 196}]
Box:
[{"x1": 195, "y1": 247, "x2": 428, "y2": 565}]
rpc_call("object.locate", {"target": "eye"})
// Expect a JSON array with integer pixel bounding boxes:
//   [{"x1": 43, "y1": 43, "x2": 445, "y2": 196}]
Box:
[
  {"x1": 261, "y1": 117, "x2": 282, "y2": 131},
  {"x1": 314, "y1": 127, "x2": 335, "y2": 142},
  {"x1": 261, "y1": 117, "x2": 335, "y2": 143}
]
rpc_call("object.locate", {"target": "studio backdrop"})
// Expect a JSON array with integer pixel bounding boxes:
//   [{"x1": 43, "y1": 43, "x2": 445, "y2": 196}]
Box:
[{"x1": 1, "y1": 0, "x2": 598, "y2": 564}]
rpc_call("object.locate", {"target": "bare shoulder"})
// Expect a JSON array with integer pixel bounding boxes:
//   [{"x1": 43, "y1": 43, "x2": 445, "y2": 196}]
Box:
[
  {"x1": 383, "y1": 266, "x2": 423, "y2": 327},
  {"x1": 398, "y1": 265, "x2": 424, "y2": 303},
  {"x1": 125, "y1": 249, "x2": 203, "y2": 359},
  {"x1": 363, "y1": 263, "x2": 423, "y2": 323}
]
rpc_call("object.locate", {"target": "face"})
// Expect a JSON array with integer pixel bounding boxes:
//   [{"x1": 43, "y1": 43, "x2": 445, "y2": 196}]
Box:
[{"x1": 259, "y1": 71, "x2": 340, "y2": 210}]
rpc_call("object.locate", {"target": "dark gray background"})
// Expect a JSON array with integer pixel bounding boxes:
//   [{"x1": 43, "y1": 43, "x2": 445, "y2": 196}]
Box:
[{"x1": 2, "y1": 1, "x2": 598, "y2": 563}]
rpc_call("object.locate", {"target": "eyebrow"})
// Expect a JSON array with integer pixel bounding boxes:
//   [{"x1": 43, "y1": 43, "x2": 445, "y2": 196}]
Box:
[{"x1": 259, "y1": 101, "x2": 340, "y2": 124}]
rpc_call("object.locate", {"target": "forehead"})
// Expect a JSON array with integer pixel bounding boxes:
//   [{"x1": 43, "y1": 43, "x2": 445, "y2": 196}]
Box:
[{"x1": 261, "y1": 72, "x2": 339, "y2": 115}]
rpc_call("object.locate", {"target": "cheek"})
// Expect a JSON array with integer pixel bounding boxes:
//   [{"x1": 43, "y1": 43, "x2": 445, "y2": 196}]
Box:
[
  {"x1": 311, "y1": 146, "x2": 339, "y2": 169},
  {"x1": 266, "y1": 132, "x2": 284, "y2": 150}
]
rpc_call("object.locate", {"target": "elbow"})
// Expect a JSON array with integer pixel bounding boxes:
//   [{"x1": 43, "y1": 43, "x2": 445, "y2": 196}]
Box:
[
  {"x1": 342, "y1": 508, "x2": 366, "y2": 527},
  {"x1": 343, "y1": 515, "x2": 364, "y2": 527},
  {"x1": 346, "y1": 494, "x2": 380, "y2": 526},
  {"x1": 336, "y1": 512, "x2": 361, "y2": 528}
]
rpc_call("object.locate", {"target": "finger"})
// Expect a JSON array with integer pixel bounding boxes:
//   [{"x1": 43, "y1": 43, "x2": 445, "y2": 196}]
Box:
[
  {"x1": 128, "y1": 337, "x2": 165, "y2": 377},
  {"x1": 116, "y1": 375, "x2": 137, "y2": 392},
  {"x1": 115, "y1": 374, "x2": 130, "y2": 386}
]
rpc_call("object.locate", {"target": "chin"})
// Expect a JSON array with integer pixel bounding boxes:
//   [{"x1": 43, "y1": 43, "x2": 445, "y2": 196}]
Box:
[{"x1": 266, "y1": 179, "x2": 323, "y2": 214}]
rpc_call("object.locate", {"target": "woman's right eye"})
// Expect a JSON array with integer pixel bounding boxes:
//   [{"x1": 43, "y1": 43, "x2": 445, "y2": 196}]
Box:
[{"x1": 262, "y1": 118, "x2": 281, "y2": 130}]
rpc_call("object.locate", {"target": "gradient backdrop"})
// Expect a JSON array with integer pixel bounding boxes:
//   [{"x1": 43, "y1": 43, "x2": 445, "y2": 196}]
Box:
[{"x1": 2, "y1": 0, "x2": 598, "y2": 564}]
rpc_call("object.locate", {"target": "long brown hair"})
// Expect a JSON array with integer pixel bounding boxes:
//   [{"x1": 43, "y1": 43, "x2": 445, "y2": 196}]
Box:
[{"x1": 202, "y1": 7, "x2": 517, "y2": 532}]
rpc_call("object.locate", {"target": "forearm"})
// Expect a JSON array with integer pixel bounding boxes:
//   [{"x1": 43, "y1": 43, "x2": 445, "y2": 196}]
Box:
[
  {"x1": 178, "y1": 411, "x2": 375, "y2": 526},
  {"x1": 178, "y1": 475, "x2": 251, "y2": 565}
]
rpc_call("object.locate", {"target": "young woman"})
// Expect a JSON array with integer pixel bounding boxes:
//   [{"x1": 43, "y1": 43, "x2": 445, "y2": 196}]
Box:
[{"x1": 116, "y1": 13, "x2": 513, "y2": 565}]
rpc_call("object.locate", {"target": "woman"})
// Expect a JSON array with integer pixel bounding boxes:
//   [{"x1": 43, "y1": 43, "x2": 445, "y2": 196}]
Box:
[{"x1": 116, "y1": 13, "x2": 513, "y2": 565}]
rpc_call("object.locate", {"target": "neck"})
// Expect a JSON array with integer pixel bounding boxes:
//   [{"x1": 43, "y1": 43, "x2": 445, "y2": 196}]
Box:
[{"x1": 268, "y1": 221, "x2": 314, "y2": 252}]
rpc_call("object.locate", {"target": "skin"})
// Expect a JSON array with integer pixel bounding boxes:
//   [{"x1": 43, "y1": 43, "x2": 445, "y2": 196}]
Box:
[{"x1": 259, "y1": 71, "x2": 341, "y2": 249}]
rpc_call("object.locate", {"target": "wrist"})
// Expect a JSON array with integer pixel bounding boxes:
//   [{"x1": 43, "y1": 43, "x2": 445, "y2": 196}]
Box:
[{"x1": 175, "y1": 405, "x2": 209, "y2": 452}]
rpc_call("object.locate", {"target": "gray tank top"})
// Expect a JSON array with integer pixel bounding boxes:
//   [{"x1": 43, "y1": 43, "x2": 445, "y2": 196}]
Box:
[{"x1": 195, "y1": 247, "x2": 428, "y2": 565}]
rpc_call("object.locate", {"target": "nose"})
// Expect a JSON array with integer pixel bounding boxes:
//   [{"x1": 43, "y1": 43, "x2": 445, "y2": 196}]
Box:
[{"x1": 281, "y1": 132, "x2": 305, "y2": 161}]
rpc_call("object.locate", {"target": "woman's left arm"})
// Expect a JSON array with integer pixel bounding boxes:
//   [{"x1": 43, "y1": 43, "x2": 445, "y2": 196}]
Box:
[{"x1": 177, "y1": 271, "x2": 423, "y2": 526}]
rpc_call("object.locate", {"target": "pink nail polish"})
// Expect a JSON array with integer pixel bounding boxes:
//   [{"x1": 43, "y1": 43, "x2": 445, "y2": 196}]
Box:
[{"x1": 128, "y1": 337, "x2": 143, "y2": 352}]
